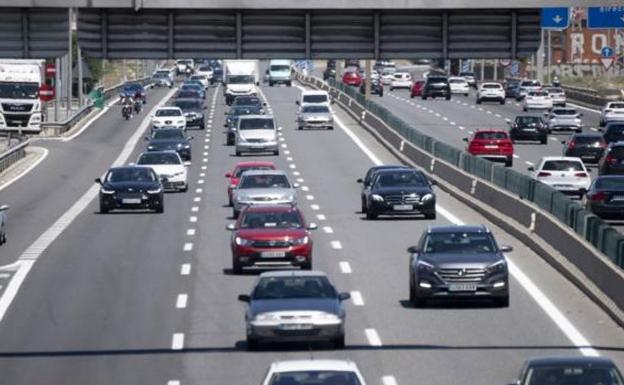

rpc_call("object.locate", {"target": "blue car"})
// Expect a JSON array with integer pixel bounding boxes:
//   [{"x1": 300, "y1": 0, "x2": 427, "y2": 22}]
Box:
[
  {"x1": 181, "y1": 83, "x2": 206, "y2": 99},
  {"x1": 120, "y1": 83, "x2": 147, "y2": 104}
]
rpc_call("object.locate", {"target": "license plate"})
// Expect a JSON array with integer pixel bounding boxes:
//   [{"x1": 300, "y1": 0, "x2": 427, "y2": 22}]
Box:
[
  {"x1": 523, "y1": 128, "x2": 537, "y2": 132},
  {"x1": 553, "y1": 184, "x2": 571, "y2": 188},
  {"x1": 612, "y1": 196, "x2": 624, "y2": 201},
  {"x1": 261, "y1": 251, "x2": 286, "y2": 258},
  {"x1": 449, "y1": 284, "x2": 477, "y2": 292},
  {"x1": 484, "y1": 145, "x2": 498, "y2": 149},
  {"x1": 581, "y1": 155, "x2": 594, "y2": 159},
  {"x1": 393, "y1": 204, "x2": 413, "y2": 211},
  {"x1": 279, "y1": 323, "x2": 313, "y2": 330},
  {"x1": 122, "y1": 198, "x2": 141, "y2": 204}
]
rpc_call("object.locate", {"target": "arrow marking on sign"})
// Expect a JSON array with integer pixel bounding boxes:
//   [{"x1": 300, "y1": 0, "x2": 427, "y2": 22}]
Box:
[{"x1": 553, "y1": 15, "x2": 563, "y2": 24}]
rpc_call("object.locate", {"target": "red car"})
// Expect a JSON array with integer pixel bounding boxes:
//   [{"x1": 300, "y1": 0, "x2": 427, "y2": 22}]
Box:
[
  {"x1": 342, "y1": 69, "x2": 363, "y2": 87},
  {"x1": 227, "y1": 205, "x2": 317, "y2": 274},
  {"x1": 225, "y1": 161, "x2": 276, "y2": 206},
  {"x1": 464, "y1": 129, "x2": 514, "y2": 167},
  {"x1": 410, "y1": 80, "x2": 425, "y2": 98}
]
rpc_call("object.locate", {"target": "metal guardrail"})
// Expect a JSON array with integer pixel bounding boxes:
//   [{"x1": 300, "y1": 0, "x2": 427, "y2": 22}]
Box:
[
  {"x1": 0, "y1": 134, "x2": 29, "y2": 175},
  {"x1": 297, "y1": 72, "x2": 624, "y2": 325}
]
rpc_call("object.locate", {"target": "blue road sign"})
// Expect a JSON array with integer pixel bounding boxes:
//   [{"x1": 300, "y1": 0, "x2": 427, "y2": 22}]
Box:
[
  {"x1": 510, "y1": 61, "x2": 520, "y2": 77},
  {"x1": 588, "y1": 7, "x2": 624, "y2": 29},
  {"x1": 541, "y1": 8, "x2": 570, "y2": 29},
  {"x1": 461, "y1": 60, "x2": 470, "y2": 73},
  {"x1": 602, "y1": 46, "x2": 614, "y2": 58}
]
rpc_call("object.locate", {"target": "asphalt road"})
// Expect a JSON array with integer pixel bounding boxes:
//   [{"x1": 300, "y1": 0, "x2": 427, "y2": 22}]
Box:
[{"x1": 0, "y1": 75, "x2": 622, "y2": 385}]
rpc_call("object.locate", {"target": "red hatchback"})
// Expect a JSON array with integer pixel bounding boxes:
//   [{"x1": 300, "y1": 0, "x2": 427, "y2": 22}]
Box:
[
  {"x1": 226, "y1": 161, "x2": 276, "y2": 206},
  {"x1": 410, "y1": 80, "x2": 425, "y2": 98},
  {"x1": 464, "y1": 129, "x2": 514, "y2": 167},
  {"x1": 227, "y1": 205, "x2": 317, "y2": 274},
  {"x1": 342, "y1": 69, "x2": 363, "y2": 87}
]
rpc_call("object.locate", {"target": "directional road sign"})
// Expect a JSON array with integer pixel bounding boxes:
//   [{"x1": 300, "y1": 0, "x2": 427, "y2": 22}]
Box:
[
  {"x1": 601, "y1": 46, "x2": 615, "y2": 71},
  {"x1": 601, "y1": 46, "x2": 614, "y2": 58},
  {"x1": 587, "y1": 7, "x2": 624, "y2": 29},
  {"x1": 541, "y1": 8, "x2": 570, "y2": 29}
]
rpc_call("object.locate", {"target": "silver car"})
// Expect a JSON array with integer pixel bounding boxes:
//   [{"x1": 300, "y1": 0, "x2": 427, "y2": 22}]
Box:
[
  {"x1": 0, "y1": 205, "x2": 9, "y2": 245},
  {"x1": 232, "y1": 170, "x2": 297, "y2": 218},
  {"x1": 546, "y1": 107, "x2": 583, "y2": 133},
  {"x1": 238, "y1": 270, "x2": 350, "y2": 350},
  {"x1": 297, "y1": 104, "x2": 333, "y2": 130},
  {"x1": 546, "y1": 86, "x2": 566, "y2": 106}
]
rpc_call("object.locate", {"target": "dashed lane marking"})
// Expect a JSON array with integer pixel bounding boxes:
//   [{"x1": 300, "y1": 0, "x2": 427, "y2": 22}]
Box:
[
  {"x1": 183, "y1": 243, "x2": 193, "y2": 251},
  {"x1": 186, "y1": 229, "x2": 196, "y2": 236},
  {"x1": 322, "y1": 226, "x2": 333, "y2": 234},
  {"x1": 316, "y1": 214, "x2": 326, "y2": 221},
  {"x1": 330, "y1": 240, "x2": 343, "y2": 249},
  {"x1": 181, "y1": 264, "x2": 191, "y2": 275},
  {"x1": 351, "y1": 291, "x2": 365, "y2": 306},
  {"x1": 365, "y1": 328, "x2": 382, "y2": 346},
  {"x1": 339, "y1": 261, "x2": 352, "y2": 274},
  {"x1": 311, "y1": 204, "x2": 320, "y2": 211},
  {"x1": 176, "y1": 294, "x2": 188, "y2": 309},
  {"x1": 171, "y1": 333, "x2": 185, "y2": 350}
]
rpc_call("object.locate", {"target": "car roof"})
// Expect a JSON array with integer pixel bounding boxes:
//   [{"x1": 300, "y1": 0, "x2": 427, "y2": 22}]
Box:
[
  {"x1": 368, "y1": 164, "x2": 408, "y2": 172},
  {"x1": 481, "y1": 82, "x2": 502, "y2": 86},
  {"x1": 239, "y1": 114, "x2": 274, "y2": 120},
  {"x1": 302, "y1": 90, "x2": 328, "y2": 95},
  {"x1": 139, "y1": 150, "x2": 180, "y2": 156},
  {"x1": 243, "y1": 204, "x2": 300, "y2": 213},
  {"x1": 474, "y1": 129, "x2": 507, "y2": 134},
  {"x1": 270, "y1": 359, "x2": 359, "y2": 373},
  {"x1": 525, "y1": 356, "x2": 616, "y2": 367},
  {"x1": 157, "y1": 106, "x2": 182, "y2": 111},
  {"x1": 374, "y1": 168, "x2": 422, "y2": 176},
  {"x1": 174, "y1": 98, "x2": 202, "y2": 104},
  {"x1": 259, "y1": 270, "x2": 328, "y2": 278},
  {"x1": 552, "y1": 107, "x2": 576, "y2": 112},
  {"x1": 540, "y1": 156, "x2": 583, "y2": 162},
  {"x1": 153, "y1": 127, "x2": 185, "y2": 133},
  {"x1": 235, "y1": 161, "x2": 276, "y2": 168},
  {"x1": 427, "y1": 224, "x2": 489, "y2": 234},
  {"x1": 605, "y1": 122, "x2": 624, "y2": 127},
  {"x1": 571, "y1": 133, "x2": 602, "y2": 138},
  {"x1": 241, "y1": 169, "x2": 287, "y2": 176},
  {"x1": 109, "y1": 165, "x2": 151, "y2": 171}
]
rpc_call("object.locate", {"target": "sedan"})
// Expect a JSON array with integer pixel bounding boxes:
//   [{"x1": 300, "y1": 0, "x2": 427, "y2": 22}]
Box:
[
  {"x1": 523, "y1": 90, "x2": 553, "y2": 111},
  {"x1": 476, "y1": 82, "x2": 505, "y2": 104},
  {"x1": 545, "y1": 107, "x2": 583, "y2": 133},
  {"x1": 408, "y1": 224, "x2": 511, "y2": 307},
  {"x1": 224, "y1": 105, "x2": 264, "y2": 145},
  {"x1": 448, "y1": 76, "x2": 470, "y2": 96},
  {"x1": 260, "y1": 360, "x2": 367, "y2": 385},
  {"x1": 146, "y1": 128, "x2": 193, "y2": 161},
  {"x1": 227, "y1": 205, "x2": 317, "y2": 273},
  {"x1": 510, "y1": 357, "x2": 624, "y2": 385},
  {"x1": 342, "y1": 68, "x2": 362, "y2": 87},
  {"x1": 136, "y1": 151, "x2": 188, "y2": 192},
  {"x1": 226, "y1": 161, "x2": 276, "y2": 206},
  {"x1": 151, "y1": 107, "x2": 186, "y2": 130},
  {"x1": 546, "y1": 86, "x2": 566, "y2": 106},
  {"x1": 95, "y1": 166, "x2": 164, "y2": 213},
  {"x1": 598, "y1": 142, "x2": 624, "y2": 175},
  {"x1": 585, "y1": 176, "x2": 624, "y2": 218},
  {"x1": 180, "y1": 83, "x2": 205, "y2": 99},
  {"x1": 561, "y1": 133, "x2": 606, "y2": 165},
  {"x1": 507, "y1": 115, "x2": 548, "y2": 144},
  {"x1": 410, "y1": 80, "x2": 425, "y2": 98},
  {"x1": 232, "y1": 170, "x2": 298, "y2": 218},
  {"x1": 529, "y1": 156, "x2": 591, "y2": 198},
  {"x1": 174, "y1": 98, "x2": 205, "y2": 129},
  {"x1": 359, "y1": 79, "x2": 384, "y2": 97},
  {"x1": 464, "y1": 129, "x2": 514, "y2": 167},
  {"x1": 389, "y1": 72, "x2": 413, "y2": 90},
  {"x1": 0, "y1": 204, "x2": 9, "y2": 245},
  {"x1": 600, "y1": 101, "x2": 624, "y2": 127},
  {"x1": 297, "y1": 104, "x2": 334, "y2": 130},
  {"x1": 238, "y1": 271, "x2": 350, "y2": 350}
]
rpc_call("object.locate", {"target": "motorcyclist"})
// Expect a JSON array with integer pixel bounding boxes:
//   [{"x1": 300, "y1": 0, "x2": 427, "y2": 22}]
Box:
[
  {"x1": 121, "y1": 94, "x2": 134, "y2": 119},
  {"x1": 552, "y1": 75, "x2": 561, "y2": 87}
]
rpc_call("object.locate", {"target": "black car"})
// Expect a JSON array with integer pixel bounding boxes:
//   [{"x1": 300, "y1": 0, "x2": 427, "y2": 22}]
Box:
[
  {"x1": 95, "y1": 166, "x2": 164, "y2": 214},
  {"x1": 146, "y1": 128, "x2": 193, "y2": 161},
  {"x1": 224, "y1": 105, "x2": 263, "y2": 145},
  {"x1": 212, "y1": 66, "x2": 224, "y2": 84},
  {"x1": 602, "y1": 122, "x2": 624, "y2": 144},
  {"x1": 508, "y1": 115, "x2": 548, "y2": 144},
  {"x1": 357, "y1": 165, "x2": 409, "y2": 211},
  {"x1": 422, "y1": 76, "x2": 451, "y2": 100},
  {"x1": 323, "y1": 60, "x2": 336, "y2": 80},
  {"x1": 504, "y1": 78, "x2": 522, "y2": 98},
  {"x1": 510, "y1": 356, "x2": 624, "y2": 385},
  {"x1": 176, "y1": 90, "x2": 202, "y2": 100},
  {"x1": 408, "y1": 225, "x2": 511, "y2": 307},
  {"x1": 585, "y1": 176, "x2": 624, "y2": 218},
  {"x1": 598, "y1": 142, "x2": 624, "y2": 175},
  {"x1": 232, "y1": 95, "x2": 266, "y2": 113},
  {"x1": 360, "y1": 168, "x2": 436, "y2": 220},
  {"x1": 359, "y1": 79, "x2": 384, "y2": 97},
  {"x1": 174, "y1": 98, "x2": 205, "y2": 129},
  {"x1": 562, "y1": 133, "x2": 606, "y2": 164}
]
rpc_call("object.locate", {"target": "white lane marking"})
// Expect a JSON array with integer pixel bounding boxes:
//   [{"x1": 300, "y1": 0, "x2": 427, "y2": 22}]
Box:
[
  {"x1": 183, "y1": 242, "x2": 193, "y2": 251},
  {"x1": 197, "y1": 179, "x2": 204, "y2": 184},
  {"x1": 468, "y1": 130, "x2": 474, "y2": 135},
  {"x1": 495, "y1": 113, "x2": 502, "y2": 118},
  {"x1": 202, "y1": 152, "x2": 208, "y2": 156},
  {"x1": 435, "y1": 113, "x2": 441, "y2": 117},
  {"x1": 301, "y1": 186, "x2": 310, "y2": 191},
  {"x1": 181, "y1": 264, "x2": 191, "y2": 275},
  {"x1": 171, "y1": 333, "x2": 185, "y2": 350},
  {"x1": 284, "y1": 150, "x2": 291, "y2": 155},
  {"x1": 330, "y1": 240, "x2": 343, "y2": 249},
  {"x1": 332, "y1": 115, "x2": 383, "y2": 164},
  {"x1": 195, "y1": 188, "x2": 203, "y2": 193},
  {"x1": 296, "y1": 178, "x2": 305, "y2": 183},
  {"x1": 513, "y1": 154, "x2": 520, "y2": 159},
  {"x1": 486, "y1": 110, "x2": 492, "y2": 115},
  {"x1": 168, "y1": 380, "x2": 181, "y2": 385},
  {"x1": 459, "y1": 126, "x2": 465, "y2": 130},
  {"x1": 351, "y1": 291, "x2": 365, "y2": 306},
  {"x1": 322, "y1": 226, "x2": 333, "y2": 234},
  {"x1": 287, "y1": 157, "x2": 293, "y2": 161},
  {"x1": 311, "y1": 204, "x2": 320, "y2": 210},
  {"x1": 289, "y1": 164, "x2": 297, "y2": 169},
  {"x1": 201, "y1": 165, "x2": 207, "y2": 170},
  {"x1": 442, "y1": 116, "x2": 448, "y2": 121},
  {"x1": 382, "y1": 376, "x2": 398, "y2": 385},
  {"x1": 0, "y1": 87, "x2": 178, "y2": 324},
  {"x1": 567, "y1": 102, "x2": 600, "y2": 114},
  {"x1": 590, "y1": 127, "x2": 598, "y2": 132},
  {"x1": 339, "y1": 261, "x2": 352, "y2": 274},
  {"x1": 0, "y1": 147, "x2": 49, "y2": 192},
  {"x1": 293, "y1": 171, "x2": 300, "y2": 176},
  {"x1": 176, "y1": 294, "x2": 188, "y2": 309},
  {"x1": 450, "y1": 121, "x2": 456, "y2": 126},
  {"x1": 186, "y1": 229, "x2": 196, "y2": 236},
  {"x1": 194, "y1": 197, "x2": 201, "y2": 202},
  {"x1": 306, "y1": 195, "x2": 314, "y2": 200},
  {"x1": 525, "y1": 161, "x2": 535, "y2": 166},
  {"x1": 365, "y1": 328, "x2": 382, "y2": 346},
  {"x1": 281, "y1": 144, "x2": 288, "y2": 148},
  {"x1": 190, "y1": 216, "x2": 197, "y2": 223},
  {"x1": 550, "y1": 137, "x2": 559, "y2": 142},
  {"x1": 191, "y1": 206, "x2": 199, "y2": 212},
  {"x1": 316, "y1": 214, "x2": 326, "y2": 221},
  {"x1": 199, "y1": 173, "x2": 205, "y2": 177}
]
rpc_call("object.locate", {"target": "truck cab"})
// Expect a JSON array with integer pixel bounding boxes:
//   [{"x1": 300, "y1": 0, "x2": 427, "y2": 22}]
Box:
[
  {"x1": 0, "y1": 61, "x2": 43, "y2": 133},
  {"x1": 224, "y1": 60, "x2": 260, "y2": 105},
  {"x1": 266, "y1": 60, "x2": 292, "y2": 87}
]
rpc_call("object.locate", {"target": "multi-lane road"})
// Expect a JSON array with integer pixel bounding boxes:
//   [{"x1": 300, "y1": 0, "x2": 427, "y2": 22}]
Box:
[{"x1": 0, "y1": 70, "x2": 622, "y2": 385}]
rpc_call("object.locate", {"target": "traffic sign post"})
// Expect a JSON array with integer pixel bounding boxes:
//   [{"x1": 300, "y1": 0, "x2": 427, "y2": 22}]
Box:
[
  {"x1": 39, "y1": 84, "x2": 55, "y2": 102},
  {"x1": 587, "y1": 7, "x2": 624, "y2": 29},
  {"x1": 541, "y1": 7, "x2": 570, "y2": 29},
  {"x1": 600, "y1": 46, "x2": 615, "y2": 72},
  {"x1": 499, "y1": 59, "x2": 511, "y2": 68}
]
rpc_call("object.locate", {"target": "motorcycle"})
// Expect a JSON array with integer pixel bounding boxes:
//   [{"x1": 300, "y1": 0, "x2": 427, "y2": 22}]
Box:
[
  {"x1": 122, "y1": 104, "x2": 133, "y2": 120},
  {"x1": 134, "y1": 99, "x2": 142, "y2": 114}
]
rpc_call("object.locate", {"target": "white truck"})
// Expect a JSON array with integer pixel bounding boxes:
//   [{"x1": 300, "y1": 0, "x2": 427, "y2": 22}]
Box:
[
  {"x1": 223, "y1": 60, "x2": 260, "y2": 105},
  {"x1": 0, "y1": 60, "x2": 44, "y2": 133}
]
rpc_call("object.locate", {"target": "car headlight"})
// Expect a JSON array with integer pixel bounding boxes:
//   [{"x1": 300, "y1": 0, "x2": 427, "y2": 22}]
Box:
[
  {"x1": 486, "y1": 260, "x2": 507, "y2": 273},
  {"x1": 371, "y1": 194, "x2": 384, "y2": 202},
  {"x1": 100, "y1": 188, "x2": 115, "y2": 194},
  {"x1": 237, "y1": 136, "x2": 247, "y2": 143},
  {"x1": 235, "y1": 237, "x2": 253, "y2": 246},
  {"x1": 421, "y1": 193, "x2": 434, "y2": 202},
  {"x1": 173, "y1": 171, "x2": 185, "y2": 177},
  {"x1": 236, "y1": 194, "x2": 250, "y2": 203},
  {"x1": 417, "y1": 260, "x2": 434, "y2": 272},
  {"x1": 254, "y1": 313, "x2": 279, "y2": 321},
  {"x1": 315, "y1": 312, "x2": 339, "y2": 321},
  {"x1": 176, "y1": 120, "x2": 184, "y2": 124},
  {"x1": 31, "y1": 114, "x2": 42, "y2": 123},
  {"x1": 291, "y1": 236, "x2": 309, "y2": 245},
  {"x1": 147, "y1": 188, "x2": 162, "y2": 194},
  {"x1": 147, "y1": 145, "x2": 156, "y2": 150}
]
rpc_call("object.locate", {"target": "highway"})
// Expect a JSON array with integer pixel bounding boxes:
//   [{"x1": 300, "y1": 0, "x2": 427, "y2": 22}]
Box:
[{"x1": 0, "y1": 72, "x2": 622, "y2": 385}]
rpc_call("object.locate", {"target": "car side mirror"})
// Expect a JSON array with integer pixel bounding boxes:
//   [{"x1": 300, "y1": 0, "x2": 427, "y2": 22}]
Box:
[
  {"x1": 579, "y1": 113, "x2": 583, "y2": 117},
  {"x1": 94, "y1": 177, "x2": 102, "y2": 185},
  {"x1": 356, "y1": 178, "x2": 364, "y2": 183},
  {"x1": 0, "y1": 204, "x2": 10, "y2": 211},
  {"x1": 263, "y1": 102, "x2": 267, "y2": 106},
  {"x1": 225, "y1": 173, "x2": 232, "y2": 178},
  {"x1": 500, "y1": 245, "x2": 513, "y2": 253},
  {"x1": 407, "y1": 245, "x2": 420, "y2": 254},
  {"x1": 462, "y1": 137, "x2": 469, "y2": 142},
  {"x1": 160, "y1": 177, "x2": 169, "y2": 183},
  {"x1": 226, "y1": 223, "x2": 236, "y2": 231},
  {"x1": 307, "y1": 223, "x2": 318, "y2": 230},
  {"x1": 338, "y1": 292, "x2": 351, "y2": 301},
  {"x1": 527, "y1": 166, "x2": 535, "y2": 172},
  {"x1": 238, "y1": 294, "x2": 251, "y2": 303}
]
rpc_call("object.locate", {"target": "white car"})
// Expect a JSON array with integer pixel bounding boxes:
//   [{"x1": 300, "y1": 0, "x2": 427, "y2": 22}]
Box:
[
  {"x1": 529, "y1": 156, "x2": 591, "y2": 198},
  {"x1": 390, "y1": 72, "x2": 413, "y2": 90},
  {"x1": 261, "y1": 360, "x2": 367, "y2": 385},
  {"x1": 151, "y1": 107, "x2": 186, "y2": 130},
  {"x1": 449, "y1": 76, "x2": 470, "y2": 96},
  {"x1": 523, "y1": 90, "x2": 553, "y2": 111},
  {"x1": 381, "y1": 67, "x2": 397, "y2": 85},
  {"x1": 297, "y1": 90, "x2": 331, "y2": 108},
  {"x1": 546, "y1": 86, "x2": 566, "y2": 106},
  {"x1": 136, "y1": 151, "x2": 188, "y2": 192},
  {"x1": 0, "y1": 204, "x2": 9, "y2": 245},
  {"x1": 600, "y1": 101, "x2": 624, "y2": 127},
  {"x1": 195, "y1": 65, "x2": 214, "y2": 81},
  {"x1": 476, "y1": 82, "x2": 505, "y2": 104},
  {"x1": 517, "y1": 79, "x2": 541, "y2": 100},
  {"x1": 189, "y1": 74, "x2": 209, "y2": 88}
]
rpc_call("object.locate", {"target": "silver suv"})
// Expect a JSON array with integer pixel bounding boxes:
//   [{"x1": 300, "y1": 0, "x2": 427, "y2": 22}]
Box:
[{"x1": 232, "y1": 170, "x2": 298, "y2": 218}]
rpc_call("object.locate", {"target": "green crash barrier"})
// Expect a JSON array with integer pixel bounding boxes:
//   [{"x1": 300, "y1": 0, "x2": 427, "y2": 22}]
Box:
[{"x1": 88, "y1": 88, "x2": 104, "y2": 109}]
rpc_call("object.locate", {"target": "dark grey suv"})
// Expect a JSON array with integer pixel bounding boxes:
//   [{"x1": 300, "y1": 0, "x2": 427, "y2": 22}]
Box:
[{"x1": 408, "y1": 225, "x2": 511, "y2": 307}]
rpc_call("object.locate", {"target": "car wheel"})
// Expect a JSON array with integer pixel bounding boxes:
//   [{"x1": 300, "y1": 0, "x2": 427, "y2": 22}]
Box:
[
  {"x1": 199, "y1": 120, "x2": 205, "y2": 129},
  {"x1": 235, "y1": 151, "x2": 242, "y2": 156},
  {"x1": 422, "y1": 95, "x2": 427, "y2": 100},
  {"x1": 273, "y1": 150, "x2": 279, "y2": 156},
  {"x1": 424, "y1": 212, "x2": 436, "y2": 220},
  {"x1": 465, "y1": 93, "x2": 469, "y2": 97},
  {"x1": 505, "y1": 157, "x2": 513, "y2": 167},
  {"x1": 390, "y1": 87, "x2": 394, "y2": 91},
  {"x1": 287, "y1": 82, "x2": 292, "y2": 87},
  {"x1": 246, "y1": 336, "x2": 259, "y2": 351},
  {"x1": 298, "y1": 126, "x2": 303, "y2": 130},
  {"x1": 361, "y1": 198, "x2": 367, "y2": 213},
  {"x1": 365, "y1": 209, "x2": 378, "y2": 220},
  {"x1": 269, "y1": 82, "x2": 273, "y2": 87},
  {"x1": 99, "y1": 202, "x2": 109, "y2": 214},
  {"x1": 476, "y1": 99, "x2": 481, "y2": 104},
  {"x1": 540, "y1": 137, "x2": 547, "y2": 145},
  {"x1": 599, "y1": 120, "x2": 605, "y2": 127},
  {"x1": 180, "y1": 184, "x2": 188, "y2": 193},
  {"x1": 495, "y1": 295, "x2": 509, "y2": 308},
  {"x1": 156, "y1": 202, "x2": 164, "y2": 214},
  {"x1": 328, "y1": 126, "x2": 334, "y2": 130},
  {"x1": 523, "y1": 107, "x2": 527, "y2": 112},
  {"x1": 233, "y1": 209, "x2": 239, "y2": 219},
  {"x1": 445, "y1": 95, "x2": 451, "y2": 101},
  {"x1": 232, "y1": 258, "x2": 242, "y2": 274},
  {"x1": 301, "y1": 261, "x2": 312, "y2": 270},
  {"x1": 410, "y1": 94, "x2": 414, "y2": 99},
  {"x1": 500, "y1": 99, "x2": 505, "y2": 105},
  {"x1": 332, "y1": 334, "x2": 345, "y2": 349}
]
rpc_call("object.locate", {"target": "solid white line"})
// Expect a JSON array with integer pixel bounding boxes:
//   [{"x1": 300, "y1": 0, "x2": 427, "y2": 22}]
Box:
[
  {"x1": 0, "y1": 147, "x2": 49, "y2": 192},
  {"x1": 176, "y1": 294, "x2": 188, "y2": 309},
  {"x1": 330, "y1": 240, "x2": 342, "y2": 249},
  {"x1": 186, "y1": 229, "x2": 196, "y2": 236},
  {"x1": 351, "y1": 291, "x2": 365, "y2": 306},
  {"x1": 568, "y1": 101, "x2": 600, "y2": 114},
  {"x1": 333, "y1": 115, "x2": 383, "y2": 165},
  {"x1": 316, "y1": 214, "x2": 326, "y2": 221},
  {"x1": 171, "y1": 333, "x2": 185, "y2": 350},
  {"x1": 382, "y1": 375, "x2": 398, "y2": 385},
  {"x1": 183, "y1": 242, "x2": 193, "y2": 251},
  {"x1": 180, "y1": 263, "x2": 191, "y2": 275},
  {"x1": 339, "y1": 261, "x2": 352, "y2": 274},
  {"x1": 365, "y1": 328, "x2": 382, "y2": 346},
  {"x1": 322, "y1": 226, "x2": 333, "y2": 234},
  {"x1": 525, "y1": 161, "x2": 535, "y2": 166}
]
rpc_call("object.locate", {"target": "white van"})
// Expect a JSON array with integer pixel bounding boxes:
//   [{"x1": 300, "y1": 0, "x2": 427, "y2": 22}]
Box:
[
  {"x1": 296, "y1": 90, "x2": 331, "y2": 108},
  {"x1": 235, "y1": 115, "x2": 280, "y2": 156},
  {"x1": 266, "y1": 59, "x2": 293, "y2": 87}
]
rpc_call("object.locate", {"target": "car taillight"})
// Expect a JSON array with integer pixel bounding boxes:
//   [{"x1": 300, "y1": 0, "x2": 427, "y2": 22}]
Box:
[
  {"x1": 598, "y1": 141, "x2": 607, "y2": 148},
  {"x1": 590, "y1": 191, "x2": 606, "y2": 202},
  {"x1": 537, "y1": 171, "x2": 552, "y2": 177},
  {"x1": 606, "y1": 154, "x2": 617, "y2": 164},
  {"x1": 568, "y1": 140, "x2": 576, "y2": 149},
  {"x1": 574, "y1": 172, "x2": 588, "y2": 178}
]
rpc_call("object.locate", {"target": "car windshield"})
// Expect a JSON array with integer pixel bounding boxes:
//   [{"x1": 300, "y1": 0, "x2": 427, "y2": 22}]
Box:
[
  {"x1": 542, "y1": 160, "x2": 584, "y2": 171},
  {"x1": 240, "y1": 174, "x2": 290, "y2": 189},
  {"x1": 155, "y1": 109, "x2": 182, "y2": 117},
  {"x1": 253, "y1": 276, "x2": 336, "y2": 300},
  {"x1": 175, "y1": 100, "x2": 202, "y2": 110},
  {"x1": 268, "y1": 371, "x2": 362, "y2": 385},
  {"x1": 177, "y1": 91, "x2": 199, "y2": 98},
  {"x1": 270, "y1": 65, "x2": 290, "y2": 72},
  {"x1": 554, "y1": 109, "x2": 577, "y2": 116},
  {"x1": 106, "y1": 168, "x2": 156, "y2": 183},
  {"x1": 153, "y1": 130, "x2": 185, "y2": 140},
  {"x1": 523, "y1": 366, "x2": 623, "y2": 385},
  {"x1": 153, "y1": 73, "x2": 168, "y2": 79},
  {"x1": 228, "y1": 75, "x2": 255, "y2": 84},
  {"x1": 198, "y1": 66, "x2": 212, "y2": 71},
  {"x1": 609, "y1": 146, "x2": 624, "y2": 158},
  {"x1": 609, "y1": 103, "x2": 624, "y2": 109},
  {"x1": 521, "y1": 80, "x2": 540, "y2": 87},
  {"x1": 234, "y1": 165, "x2": 274, "y2": 178},
  {"x1": 428, "y1": 77, "x2": 447, "y2": 83},
  {"x1": 449, "y1": 78, "x2": 467, "y2": 84},
  {"x1": 182, "y1": 84, "x2": 201, "y2": 90},
  {"x1": 239, "y1": 118, "x2": 274, "y2": 130},
  {"x1": 483, "y1": 84, "x2": 502, "y2": 89},
  {"x1": 574, "y1": 136, "x2": 604, "y2": 147},
  {"x1": 303, "y1": 94, "x2": 329, "y2": 104},
  {"x1": 474, "y1": 132, "x2": 508, "y2": 140},
  {"x1": 374, "y1": 172, "x2": 427, "y2": 188},
  {"x1": 137, "y1": 152, "x2": 181, "y2": 165},
  {"x1": 516, "y1": 117, "x2": 542, "y2": 126},
  {"x1": 0, "y1": 82, "x2": 39, "y2": 99},
  {"x1": 595, "y1": 177, "x2": 624, "y2": 190},
  {"x1": 190, "y1": 75, "x2": 206, "y2": 81},
  {"x1": 230, "y1": 106, "x2": 259, "y2": 115},
  {"x1": 240, "y1": 211, "x2": 303, "y2": 229},
  {"x1": 529, "y1": 91, "x2": 549, "y2": 97},
  {"x1": 302, "y1": 105, "x2": 330, "y2": 114},
  {"x1": 423, "y1": 232, "x2": 497, "y2": 254},
  {"x1": 233, "y1": 97, "x2": 261, "y2": 106}
]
